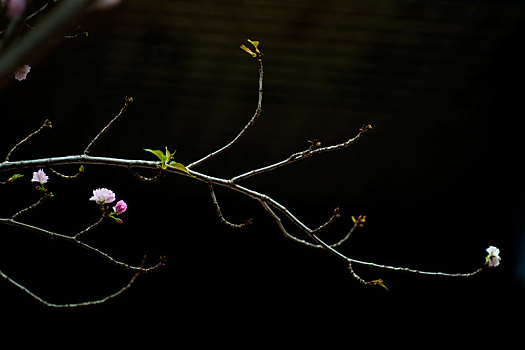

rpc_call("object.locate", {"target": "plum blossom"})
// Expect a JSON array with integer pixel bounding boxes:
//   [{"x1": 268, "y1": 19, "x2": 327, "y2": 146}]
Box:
[
  {"x1": 90, "y1": 188, "x2": 116, "y2": 204},
  {"x1": 486, "y1": 246, "x2": 501, "y2": 267},
  {"x1": 14, "y1": 64, "x2": 31, "y2": 81},
  {"x1": 31, "y1": 169, "x2": 48, "y2": 184},
  {"x1": 112, "y1": 200, "x2": 127, "y2": 215}
]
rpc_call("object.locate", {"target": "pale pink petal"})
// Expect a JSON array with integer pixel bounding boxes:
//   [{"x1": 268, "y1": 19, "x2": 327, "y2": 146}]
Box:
[
  {"x1": 31, "y1": 169, "x2": 48, "y2": 184},
  {"x1": 14, "y1": 64, "x2": 31, "y2": 81}
]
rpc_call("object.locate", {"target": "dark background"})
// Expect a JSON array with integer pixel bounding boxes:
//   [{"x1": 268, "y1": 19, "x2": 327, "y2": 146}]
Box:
[{"x1": 0, "y1": 0, "x2": 524, "y2": 334}]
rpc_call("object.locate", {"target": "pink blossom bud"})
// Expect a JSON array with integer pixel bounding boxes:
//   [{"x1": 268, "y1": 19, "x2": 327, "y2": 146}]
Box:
[
  {"x1": 112, "y1": 200, "x2": 127, "y2": 215},
  {"x1": 14, "y1": 64, "x2": 31, "y2": 81},
  {"x1": 31, "y1": 169, "x2": 48, "y2": 184},
  {"x1": 89, "y1": 188, "x2": 116, "y2": 204}
]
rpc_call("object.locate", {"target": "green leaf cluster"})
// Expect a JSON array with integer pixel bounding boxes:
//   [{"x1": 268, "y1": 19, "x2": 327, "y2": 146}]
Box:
[{"x1": 144, "y1": 147, "x2": 192, "y2": 175}]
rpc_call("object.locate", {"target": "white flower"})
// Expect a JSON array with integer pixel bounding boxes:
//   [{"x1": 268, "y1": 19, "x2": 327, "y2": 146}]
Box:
[
  {"x1": 485, "y1": 246, "x2": 501, "y2": 267},
  {"x1": 31, "y1": 169, "x2": 48, "y2": 184},
  {"x1": 89, "y1": 188, "x2": 116, "y2": 204}
]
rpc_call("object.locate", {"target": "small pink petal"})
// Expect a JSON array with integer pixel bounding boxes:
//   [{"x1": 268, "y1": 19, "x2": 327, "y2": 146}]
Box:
[{"x1": 14, "y1": 64, "x2": 31, "y2": 81}]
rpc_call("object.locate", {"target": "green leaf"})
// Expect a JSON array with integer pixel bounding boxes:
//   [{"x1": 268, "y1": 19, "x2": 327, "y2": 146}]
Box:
[
  {"x1": 144, "y1": 148, "x2": 167, "y2": 164},
  {"x1": 165, "y1": 147, "x2": 176, "y2": 163},
  {"x1": 168, "y1": 161, "x2": 192, "y2": 176},
  {"x1": 7, "y1": 174, "x2": 24, "y2": 182}
]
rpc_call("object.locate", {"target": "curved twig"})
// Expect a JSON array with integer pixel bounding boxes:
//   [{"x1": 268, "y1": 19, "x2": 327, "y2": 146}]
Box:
[
  {"x1": 0, "y1": 218, "x2": 163, "y2": 273},
  {"x1": 4, "y1": 119, "x2": 52, "y2": 162},
  {"x1": 208, "y1": 184, "x2": 252, "y2": 229},
  {"x1": 187, "y1": 59, "x2": 263, "y2": 169},
  {"x1": 0, "y1": 262, "x2": 143, "y2": 308}
]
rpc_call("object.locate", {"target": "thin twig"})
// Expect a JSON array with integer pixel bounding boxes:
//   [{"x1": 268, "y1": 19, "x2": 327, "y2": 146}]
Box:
[
  {"x1": 10, "y1": 193, "x2": 49, "y2": 220},
  {"x1": 259, "y1": 199, "x2": 318, "y2": 247},
  {"x1": 230, "y1": 126, "x2": 370, "y2": 183},
  {"x1": 48, "y1": 167, "x2": 83, "y2": 180},
  {"x1": 187, "y1": 59, "x2": 263, "y2": 169},
  {"x1": 208, "y1": 184, "x2": 252, "y2": 229},
  {"x1": 129, "y1": 167, "x2": 163, "y2": 182},
  {"x1": 83, "y1": 96, "x2": 133, "y2": 155},
  {"x1": 0, "y1": 264, "x2": 142, "y2": 308},
  {"x1": 4, "y1": 119, "x2": 52, "y2": 162},
  {"x1": 74, "y1": 215, "x2": 105, "y2": 239},
  {"x1": 0, "y1": 218, "x2": 164, "y2": 273}
]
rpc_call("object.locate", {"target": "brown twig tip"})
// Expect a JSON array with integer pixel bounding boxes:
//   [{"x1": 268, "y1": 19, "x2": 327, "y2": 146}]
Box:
[
  {"x1": 360, "y1": 124, "x2": 373, "y2": 133},
  {"x1": 307, "y1": 138, "x2": 322, "y2": 150}
]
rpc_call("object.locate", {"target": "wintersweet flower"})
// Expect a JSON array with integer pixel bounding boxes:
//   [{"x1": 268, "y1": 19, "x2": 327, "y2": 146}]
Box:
[
  {"x1": 90, "y1": 188, "x2": 116, "y2": 204},
  {"x1": 14, "y1": 64, "x2": 30, "y2": 81},
  {"x1": 31, "y1": 169, "x2": 48, "y2": 184},
  {"x1": 486, "y1": 246, "x2": 501, "y2": 267},
  {"x1": 112, "y1": 200, "x2": 127, "y2": 215}
]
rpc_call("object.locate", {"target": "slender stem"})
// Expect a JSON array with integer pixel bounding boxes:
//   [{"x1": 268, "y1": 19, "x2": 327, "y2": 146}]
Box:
[
  {"x1": 0, "y1": 218, "x2": 163, "y2": 273},
  {"x1": 10, "y1": 194, "x2": 48, "y2": 220},
  {"x1": 84, "y1": 96, "x2": 133, "y2": 155},
  {"x1": 187, "y1": 59, "x2": 263, "y2": 169},
  {"x1": 231, "y1": 127, "x2": 368, "y2": 183},
  {"x1": 4, "y1": 119, "x2": 52, "y2": 162},
  {"x1": 74, "y1": 215, "x2": 105, "y2": 239},
  {"x1": 208, "y1": 184, "x2": 252, "y2": 228},
  {"x1": 0, "y1": 265, "x2": 142, "y2": 308}
]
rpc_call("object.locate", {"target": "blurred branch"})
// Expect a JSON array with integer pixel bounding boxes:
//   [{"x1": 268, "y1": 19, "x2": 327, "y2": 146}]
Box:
[{"x1": 0, "y1": 0, "x2": 95, "y2": 84}]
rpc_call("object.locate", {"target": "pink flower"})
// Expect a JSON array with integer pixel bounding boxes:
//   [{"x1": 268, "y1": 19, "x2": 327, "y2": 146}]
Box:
[
  {"x1": 5, "y1": 0, "x2": 26, "y2": 18},
  {"x1": 31, "y1": 169, "x2": 48, "y2": 184},
  {"x1": 14, "y1": 64, "x2": 31, "y2": 81},
  {"x1": 90, "y1": 188, "x2": 116, "y2": 204},
  {"x1": 112, "y1": 200, "x2": 127, "y2": 215}
]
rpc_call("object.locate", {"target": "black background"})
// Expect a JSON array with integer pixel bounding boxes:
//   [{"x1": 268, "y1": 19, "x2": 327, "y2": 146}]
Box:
[{"x1": 1, "y1": 0, "x2": 524, "y2": 336}]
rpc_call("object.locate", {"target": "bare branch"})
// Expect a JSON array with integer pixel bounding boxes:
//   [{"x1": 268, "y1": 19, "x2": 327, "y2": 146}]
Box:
[
  {"x1": 230, "y1": 125, "x2": 371, "y2": 183},
  {"x1": 83, "y1": 96, "x2": 133, "y2": 155},
  {"x1": 48, "y1": 166, "x2": 83, "y2": 180},
  {"x1": 187, "y1": 58, "x2": 264, "y2": 169},
  {"x1": 4, "y1": 119, "x2": 52, "y2": 162},
  {"x1": 0, "y1": 263, "x2": 142, "y2": 308},
  {"x1": 259, "y1": 199, "x2": 318, "y2": 247},
  {"x1": 208, "y1": 184, "x2": 252, "y2": 229},
  {"x1": 0, "y1": 218, "x2": 164, "y2": 273},
  {"x1": 129, "y1": 167, "x2": 163, "y2": 182},
  {"x1": 10, "y1": 192, "x2": 51, "y2": 220},
  {"x1": 73, "y1": 215, "x2": 105, "y2": 239}
]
